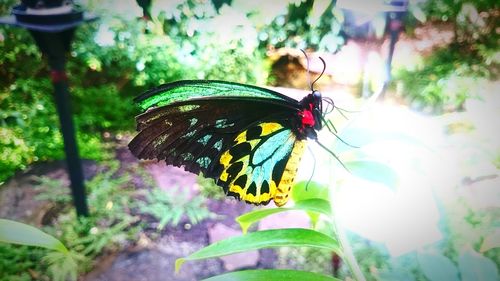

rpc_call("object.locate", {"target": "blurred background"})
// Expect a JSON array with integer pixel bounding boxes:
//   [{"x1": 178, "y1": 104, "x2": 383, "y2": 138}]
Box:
[{"x1": 0, "y1": 0, "x2": 498, "y2": 280}]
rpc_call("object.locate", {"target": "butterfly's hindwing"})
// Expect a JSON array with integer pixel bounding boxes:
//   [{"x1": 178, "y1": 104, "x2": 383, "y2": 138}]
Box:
[{"x1": 216, "y1": 122, "x2": 306, "y2": 206}]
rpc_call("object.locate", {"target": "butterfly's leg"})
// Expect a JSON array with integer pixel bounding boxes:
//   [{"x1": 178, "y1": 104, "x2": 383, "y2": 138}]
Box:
[
  {"x1": 336, "y1": 108, "x2": 349, "y2": 120},
  {"x1": 321, "y1": 117, "x2": 358, "y2": 148},
  {"x1": 315, "y1": 140, "x2": 350, "y2": 172},
  {"x1": 322, "y1": 117, "x2": 338, "y2": 134}
]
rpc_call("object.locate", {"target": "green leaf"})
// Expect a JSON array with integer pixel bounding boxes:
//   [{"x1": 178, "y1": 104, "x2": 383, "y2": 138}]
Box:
[
  {"x1": 417, "y1": 252, "x2": 459, "y2": 281},
  {"x1": 458, "y1": 250, "x2": 499, "y2": 281},
  {"x1": 176, "y1": 228, "x2": 340, "y2": 272},
  {"x1": 292, "y1": 181, "x2": 329, "y2": 202},
  {"x1": 202, "y1": 269, "x2": 341, "y2": 281},
  {"x1": 480, "y1": 229, "x2": 500, "y2": 252},
  {"x1": 236, "y1": 199, "x2": 332, "y2": 234},
  {"x1": 345, "y1": 160, "x2": 398, "y2": 189},
  {"x1": 294, "y1": 199, "x2": 332, "y2": 217},
  {"x1": 291, "y1": 182, "x2": 330, "y2": 228},
  {"x1": 236, "y1": 208, "x2": 288, "y2": 234},
  {"x1": 0, "y1": 219, "x2": 68, "y2": 254}
]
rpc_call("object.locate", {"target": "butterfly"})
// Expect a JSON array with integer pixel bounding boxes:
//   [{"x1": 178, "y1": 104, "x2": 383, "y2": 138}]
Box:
[{"x1": 129, "y1": 60, "x2": 344, "y2": 206}]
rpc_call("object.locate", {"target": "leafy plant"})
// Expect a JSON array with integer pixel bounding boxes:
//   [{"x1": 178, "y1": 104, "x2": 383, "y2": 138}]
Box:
[
  {"x1": 416, "y1": 250, "x2": 499, "y2": 281},
  {"x1": 139, "y1": 186, "x2": 215, "y2": 230},
  {"x1": 175, "y1": 196, "x2": 347, "y2": 280},
  {"x1": 234, "y1": 0, "x2": 345, "y2": 52},
  {"x1": 0, "y1": 219, "x2": 82, "y2": 281},
  {"x1": 393, "y1": 0, "x2": 498, "y2": 113},
  {"x1": 197, "y1": 174, "x2": 227, "y2": 201},
  {"x1": 34, "y1": 176, "x2": 73, "y2": 204},
  {"x1": 393, "y1": 47, "x2": 492, "y2": 113},
  {"x1": 2, "y1": 161, "x2": 144, "y2": 279}
]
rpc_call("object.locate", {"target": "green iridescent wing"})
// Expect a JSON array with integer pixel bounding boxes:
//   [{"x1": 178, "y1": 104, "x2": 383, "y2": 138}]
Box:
[
  {"x1": 134, "y1": 80, "x2": 298, "y2": 111},
  {"x1": 129, "y1": 80, "x2": 306, "y2": 206}
]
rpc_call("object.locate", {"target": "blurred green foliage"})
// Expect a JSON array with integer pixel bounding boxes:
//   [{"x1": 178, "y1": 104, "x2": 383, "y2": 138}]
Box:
[
  {"x1": 0, "y1": 0, "x2": 346, "y2": 183},
  {"x1": 0, "y1": 244, "x2": 46, "y2": 281},
  {"x1": 394, "y1": 47, "x2": 493, "y2": 112},
  {"x1": 395, "y1": 0, "x2": 498, "y2": 112}
]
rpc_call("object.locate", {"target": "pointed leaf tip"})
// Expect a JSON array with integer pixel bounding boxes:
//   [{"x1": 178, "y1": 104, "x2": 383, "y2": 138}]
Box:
[{"x1": 175, "y1": 258, "x2": 185, "y2": 273}]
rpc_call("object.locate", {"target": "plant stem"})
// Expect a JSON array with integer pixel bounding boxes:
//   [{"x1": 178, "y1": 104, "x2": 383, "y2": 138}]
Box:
[
  {"x1": 329, "y1": 183, "x2": 366, "y2": 281},
  {"x1": 326, "y1": 85, "x2": 387, "y2": 281}
]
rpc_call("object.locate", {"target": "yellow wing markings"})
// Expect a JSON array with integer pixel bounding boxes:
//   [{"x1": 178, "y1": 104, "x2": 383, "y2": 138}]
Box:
[
  {"x1": 273, "y1": 140, "x2": 306, "y2": 207},
  {"x1": 234, "y1": 130, "x2": 247, "y2": 144},
  {"x1": 228, "y1": 180, "x2": 275, "y2": 205},
  {"x1": 260, "y1": 122, "x2": 283, "y2": 136},
  {"x1": 219, "y1": 150, "x2": 233, "y2": 167}
]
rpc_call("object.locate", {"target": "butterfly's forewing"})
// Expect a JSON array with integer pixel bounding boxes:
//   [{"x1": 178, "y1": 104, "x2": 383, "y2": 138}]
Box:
[
  {"x1": 129, "y1": 81, "x2": 306, "y2": 206},
  {"x1": 135, "y1": 80, "x2": 297, "y2": 111}
]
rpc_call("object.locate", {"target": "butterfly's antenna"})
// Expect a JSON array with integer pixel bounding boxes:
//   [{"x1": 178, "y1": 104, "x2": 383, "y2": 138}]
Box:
[
  {"x1": 305, "y1": 145, "x2": 316, "y2": 191},
  {"x1": 300, "y1": 49, "x2": 313, "y2": 91},
  {"x1": 311, "y1": 56, "x2": 326, "y2": 90},
  {"x1": 315, "y1": 140, "x2": 350, "y2": 172}
]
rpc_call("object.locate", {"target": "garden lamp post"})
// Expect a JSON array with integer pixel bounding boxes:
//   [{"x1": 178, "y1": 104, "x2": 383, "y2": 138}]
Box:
[
  {"x1": 383, "y1": 0, "x2": 408, "y2": 98},
  {"x1": 0, "y1": 1, "x2": 97, "y2": 217},
  {"x1": 338, "y1": 0, "x2": 408, "y2": 99}
]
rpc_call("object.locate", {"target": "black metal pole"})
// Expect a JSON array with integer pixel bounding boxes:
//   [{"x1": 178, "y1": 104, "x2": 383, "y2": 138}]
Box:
[
  {"x1": 51, "y1": 63, "x2": 89, "y2": 217},
  {"x1": 30, "y1": 29, "x2": 89, "y2": 217}
]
